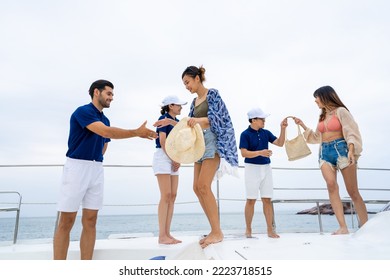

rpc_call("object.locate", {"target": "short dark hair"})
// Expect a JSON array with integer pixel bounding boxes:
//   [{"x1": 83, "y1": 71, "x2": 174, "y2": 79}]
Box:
[{"x1": 88, "y1": 80, "x2": 114, "y2": 99}]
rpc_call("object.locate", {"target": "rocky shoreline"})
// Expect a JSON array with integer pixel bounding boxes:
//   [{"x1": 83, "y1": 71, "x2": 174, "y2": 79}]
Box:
[{"x1": 297, "y1": 202, "x2": 376, "y2": 215}]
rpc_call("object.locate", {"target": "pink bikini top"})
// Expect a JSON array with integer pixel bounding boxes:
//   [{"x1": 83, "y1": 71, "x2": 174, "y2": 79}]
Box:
[{"x1": 317, "y1": 113, "x2": 342, "y2": 133}]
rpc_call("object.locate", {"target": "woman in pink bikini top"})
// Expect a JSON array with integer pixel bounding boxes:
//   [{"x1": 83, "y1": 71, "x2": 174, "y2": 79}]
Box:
[
  {"x1": 292, "y1": 85, "x2": 367, "y2": 235},
  {"x1": 317, "y1": 111, "x2": 342, "y2": 133}
]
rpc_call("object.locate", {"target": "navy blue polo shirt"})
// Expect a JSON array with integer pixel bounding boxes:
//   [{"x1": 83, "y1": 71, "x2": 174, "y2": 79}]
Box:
[
  {"x1": 239, "y1": 126, "x2": 277, "y2": 165},
  {"x1": 155, "y1": 113, "x2": 178, "y2": 148},
  {"x1": 66, "y1": 103, "x2": 111, "y2": 162}
]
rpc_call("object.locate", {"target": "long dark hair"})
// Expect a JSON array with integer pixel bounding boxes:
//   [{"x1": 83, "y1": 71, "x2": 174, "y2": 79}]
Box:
[
  {"x1": 314, "y1": 86, "x2": 348, "y2": 122},
  {"x1": 181, "y1": 65, "x2": 206, "y2": 83}
]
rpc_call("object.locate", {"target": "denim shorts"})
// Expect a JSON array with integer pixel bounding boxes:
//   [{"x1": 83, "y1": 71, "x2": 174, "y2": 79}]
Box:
[
  {"x1": 319, "y1": 138, "x2": 349, "y2": 170},
  {"x1": 197, "y1": 128, "x2": 218, "y2": 163}
]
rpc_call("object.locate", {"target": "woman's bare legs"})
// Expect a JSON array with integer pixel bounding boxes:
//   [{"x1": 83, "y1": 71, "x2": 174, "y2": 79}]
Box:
[
  {"x1": 166, "y1": 175, "x2": 181, "y2": 243},
  {"x1": 341, "y1": 164, "x2": 368, "y2": 227},
  {"x1": 193, "y1": 155, "x2": 222, "y2": 248},
  {"x1": 157, "y1": 174, "x2": 181, "y2": 244},
  {"x1": 321, "y1": 164, "x2": 349, "y2": 234}
]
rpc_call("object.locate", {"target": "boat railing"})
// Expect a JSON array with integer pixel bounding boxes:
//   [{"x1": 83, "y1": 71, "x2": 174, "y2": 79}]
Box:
[
  {"x1": 0, "y1": 191, "x2": 22, "y2": 244},
  {"x1": 1, "y1": 164, "x2": 389, "y2": 242}
]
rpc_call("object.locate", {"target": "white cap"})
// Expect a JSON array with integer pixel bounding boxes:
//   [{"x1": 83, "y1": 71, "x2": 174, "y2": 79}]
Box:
[
  {"x1": 247, "y1": 107, "x2": 270, "y2": 119},
  {"x1": 161, "y1": 95, "x2": 188, "y2": 106}
]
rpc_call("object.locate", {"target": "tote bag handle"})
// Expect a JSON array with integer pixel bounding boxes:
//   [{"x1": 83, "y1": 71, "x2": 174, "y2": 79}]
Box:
[
  {"x1": 285, "y1": 116, "x2": 304, "y2": 141},
  {"x1": 284, "y1": 116, "x2": 311, "y2": 161}
]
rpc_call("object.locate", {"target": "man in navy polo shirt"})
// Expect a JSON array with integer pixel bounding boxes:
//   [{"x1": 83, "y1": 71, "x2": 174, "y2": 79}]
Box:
[
  {"x1": 53, "y1": 80, "x2": 157, "y2": 260},
  {"x1": 239, "y1": 108, "x2": 287, "y2": 239}
]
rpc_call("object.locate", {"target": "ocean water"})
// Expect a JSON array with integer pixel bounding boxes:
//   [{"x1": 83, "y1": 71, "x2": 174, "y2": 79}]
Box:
[
  {"x1": 1, "y1": 165, "x2": 388, "y2": 243},
  {"x1": 0, "y1": 211, "x2": 378, "y2": 242}
]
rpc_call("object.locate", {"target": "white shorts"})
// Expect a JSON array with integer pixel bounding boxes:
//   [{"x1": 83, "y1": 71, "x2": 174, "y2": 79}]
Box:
[
  {"x1": 245, "y1": 163, "x2": 274, "y2": 199},
  {"x1": 57, "y1": 157, "x2": 104, "y2": 212},
  {"x1": 152, "y1": 149, "x2": 179, "y2": 176}
]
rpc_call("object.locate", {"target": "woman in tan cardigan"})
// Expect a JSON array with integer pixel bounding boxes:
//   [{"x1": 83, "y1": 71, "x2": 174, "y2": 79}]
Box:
[{"x1": 293, "y1": 86, "x2": 368, "y2": 234}]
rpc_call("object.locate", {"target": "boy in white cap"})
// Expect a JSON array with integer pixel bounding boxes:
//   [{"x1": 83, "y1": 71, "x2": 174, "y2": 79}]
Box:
[{"x1": 239, "y1": 108, "x2": 288, "y2": 238}]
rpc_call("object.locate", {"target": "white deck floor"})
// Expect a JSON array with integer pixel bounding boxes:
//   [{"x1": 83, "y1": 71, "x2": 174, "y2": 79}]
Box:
[{"x1": 1, "y1": 211, "x2": 389, "y2": 260}]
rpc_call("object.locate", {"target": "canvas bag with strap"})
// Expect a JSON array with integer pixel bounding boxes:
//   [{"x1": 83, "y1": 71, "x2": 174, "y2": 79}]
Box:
[{"x1": 285, "y1": 117, "x2": 311, "y2": 161}]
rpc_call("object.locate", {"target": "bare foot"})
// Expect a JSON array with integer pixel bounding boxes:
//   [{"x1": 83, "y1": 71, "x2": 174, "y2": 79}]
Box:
[
  {"x1": 200, "y1": 232, "x2": 224, "y2": 249},
  {"x1": 199, "y1": 234, "x2": 209, "y2": 245},
  {"x1": 169, "y1": 235, "x2": 182, "y2": 244},
  {"x1": 158, "y1": 236, "x2": 176, "y2": 245},
  {"x1": 245, "y1": 230, "x2": 252, "y2": 238},
  {"x1": 267, "y1": 231, "x2": 280, "y2": 238},
  {"x1": 332, "y1": 228, "x2": 349, "y2": 235}
]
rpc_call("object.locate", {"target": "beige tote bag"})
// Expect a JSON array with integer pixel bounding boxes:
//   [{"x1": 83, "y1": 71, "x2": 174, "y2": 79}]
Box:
[{"x1": 285, "y1": 122, "x2": 311, "y2": 161}]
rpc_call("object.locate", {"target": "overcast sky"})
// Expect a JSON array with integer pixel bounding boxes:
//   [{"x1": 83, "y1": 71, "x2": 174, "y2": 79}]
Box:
[{"x1": 1, "y1": 0, "x2": 389, "y2": 216}]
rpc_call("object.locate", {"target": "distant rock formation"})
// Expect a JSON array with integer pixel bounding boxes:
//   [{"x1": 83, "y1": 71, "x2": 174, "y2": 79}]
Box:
[{"x1": 297, "y1": 202, "x2": 353, "y2": 215}]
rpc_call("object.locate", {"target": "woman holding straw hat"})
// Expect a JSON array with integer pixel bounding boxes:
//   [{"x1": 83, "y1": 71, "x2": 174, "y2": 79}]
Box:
[
  {"x1": 152, "y1": 95, "x2": 187, "y2": 244},
  {"x1": 181, "y1": 65, "x2": 239, "y2": 248}
]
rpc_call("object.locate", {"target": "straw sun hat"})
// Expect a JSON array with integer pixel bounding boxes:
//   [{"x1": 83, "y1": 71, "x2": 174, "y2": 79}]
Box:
[{"x1": 165, "y1": 117, "x2": 205, "y2": 164}]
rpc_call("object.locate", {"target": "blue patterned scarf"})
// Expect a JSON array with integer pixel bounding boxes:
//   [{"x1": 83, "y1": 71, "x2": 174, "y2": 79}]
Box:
[{"x1": 189, "y1": 88, "x2": 239, "y2": 178}]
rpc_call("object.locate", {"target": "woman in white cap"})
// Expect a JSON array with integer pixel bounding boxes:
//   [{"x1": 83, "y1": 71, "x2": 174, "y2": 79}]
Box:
[
  {"x1": 152, "y1": 95, "x2": 187, "y2": 244},
  {"x1": 181, "y1": 65, "x2": 239, "y2": 248}
]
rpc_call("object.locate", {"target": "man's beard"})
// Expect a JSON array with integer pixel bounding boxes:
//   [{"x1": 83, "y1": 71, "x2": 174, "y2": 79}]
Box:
[{"x1": 98, "y1": 95, "x2": 110, "y2": 108}]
